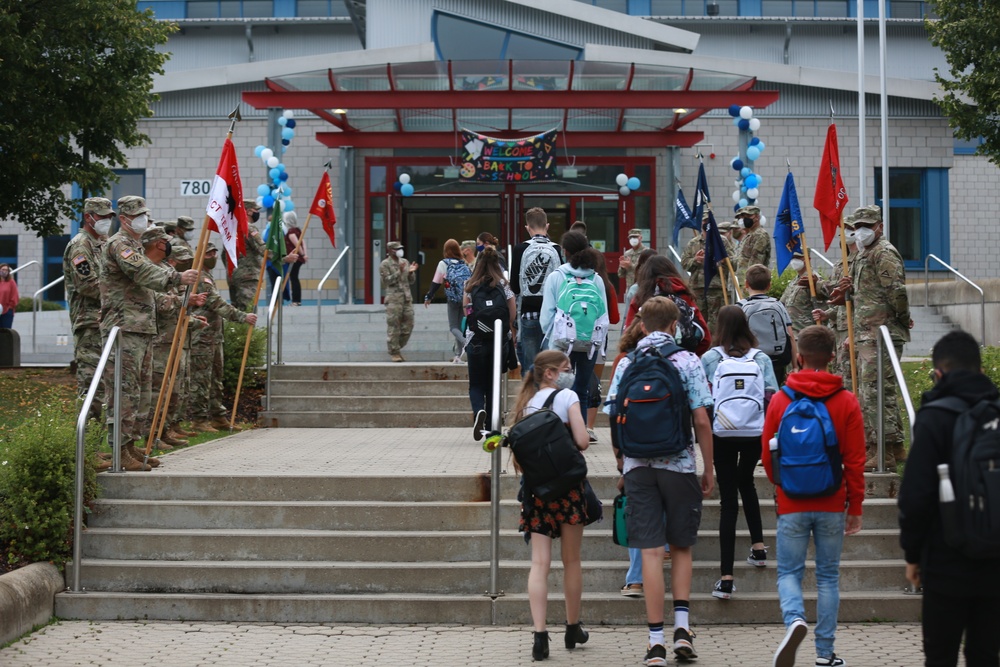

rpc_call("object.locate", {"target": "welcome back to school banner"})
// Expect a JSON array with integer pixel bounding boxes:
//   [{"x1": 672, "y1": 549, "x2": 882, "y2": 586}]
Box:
[{"x1": 459, "y1": 129, "x2": 558, "y2": 182}]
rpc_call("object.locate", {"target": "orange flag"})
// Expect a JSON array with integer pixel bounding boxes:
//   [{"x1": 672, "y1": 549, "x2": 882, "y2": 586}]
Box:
[{"x1": 310, "y1": 172, "x2": 337, "y2": 247}]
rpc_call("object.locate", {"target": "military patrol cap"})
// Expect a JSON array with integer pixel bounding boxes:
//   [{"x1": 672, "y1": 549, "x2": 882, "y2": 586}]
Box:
[
  {"x1": 161, "y1": 219, "x2": 178, "y2": 232},
  {"x1": 627, "y1": 228, "x2": 643, "y2": 238},
  {"x1": 718, "y1": 220, "x2": 735, "y2": 231},
  {"x1": 386, "y1": 241, "x2": 404, "y2": 251},
  {"x1": 140, "y1": 226, "x2": 170, "y2": 246},
  {"x1": 851, "y1": 205, "x2": 882, "y2": 226},
  {"x1": 204, "y1": 242, "x2": 218, "y2": 253},
  {"x1": 460, "y1": 240, "x2": 476, "y2": 251},
  {"x1": 244, "y1": 200, "x2": 261, "y2": 212},
  {"x1": 117, "y1": 195, "x2": 150, "y2": 217},
  {"x1": 735, "y1": 205, "x2": 761, "y2": 218},
  {"x1": 176, "y1": 216, "x2": 196, "y2": 231},
  {"x1": 83, "y1": 197, "x2": 114, "y2": 216},
  {"x1": 171, "y1": 244, "x2": 193, "y2": 262}
]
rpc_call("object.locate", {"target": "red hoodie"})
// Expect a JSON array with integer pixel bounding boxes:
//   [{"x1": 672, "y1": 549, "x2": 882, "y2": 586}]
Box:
[
  {"x1": 761, "y1": 369, "x2": 866, "y2": 516},
  {"x1": 624, "y1": 277, "x2": 711, "y2": 356}
]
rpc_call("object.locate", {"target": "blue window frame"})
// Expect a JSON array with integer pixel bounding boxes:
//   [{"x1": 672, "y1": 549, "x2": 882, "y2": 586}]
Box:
[
  {"x1": 0, "y1": 235, "x2": 16, "y2": 268},
  {"x1": 649, "y1": 0, "x2": 739, "y2": 15},
  {"x1": 874, "y1": 167, "x2": 949, "y2": 270},
  {"x1": 954, "y1": 136, "x2": 986, "y2": 156},
  {"x1": 44, "y1": 236, "x2": 70, "y2": 304}
]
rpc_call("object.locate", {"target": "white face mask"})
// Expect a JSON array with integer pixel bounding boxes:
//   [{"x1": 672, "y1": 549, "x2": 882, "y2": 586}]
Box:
[
  {"x1": 555, "y1": 371, "x2": 575, "y2": 390},
  {"x1": 129, "y1": 214, "x2": 149, "y2": 234},
  {"x1": 93, "y1": 217, "x2": 112, "y2": 237},
  {"x1": 790, "y1": 259, "x2": 805, "y2": 272},
  {"x1": 854, "y1": 227, "x2": 876, "y2": 247},
  {"x1": 395, "y1": 249, "x2": 404, "y2": 258},
  {"x1": 185, "y1": 230, "x2": 196, "y2": 241},
  {"x1": 629, "y1": 237, "x2": 640, "y2": 248}
]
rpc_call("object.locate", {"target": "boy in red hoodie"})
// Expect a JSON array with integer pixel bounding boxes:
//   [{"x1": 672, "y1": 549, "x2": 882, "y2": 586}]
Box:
[{"x1": 761, "y1": 325, "x2": 865, "y2": 667}]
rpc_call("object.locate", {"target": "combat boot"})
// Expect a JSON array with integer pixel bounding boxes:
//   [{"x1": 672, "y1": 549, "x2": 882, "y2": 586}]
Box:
[
  {"x1": 172, "y1": 423, "x2": 198, "y2": 437},
  {"x1": 125, "y1": 443, "x2": 160, "y2": 468},
  {"x1": 161, "y1": 431, "x2": 188, "y2": 447},
  {"x1": 119, "y1": 445, "x2": 151, "y2": 472},
  {"x1": 390, "y1": 353, "x2": 404, "y2": 362},
  {"x1": 211, "y1": 416, "x2": 234, "y2": 430},
  {"x1": 191, "y1": 420, "x2": 218, "y2": 433}
]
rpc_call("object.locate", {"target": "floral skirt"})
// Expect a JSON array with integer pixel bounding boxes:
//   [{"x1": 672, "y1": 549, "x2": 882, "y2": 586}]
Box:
[{"x1": 519, "y1": 480, "x2": 589, "y2": 539}]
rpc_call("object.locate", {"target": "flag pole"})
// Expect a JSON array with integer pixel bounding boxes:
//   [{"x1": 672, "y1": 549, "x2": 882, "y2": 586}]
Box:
[
  {"x1": 838, "y1": 218, "x2": 858, "y2": 394},
  {"x1": 229, "y1": 255, "x2": 267, "y2": 430},
  {"x1": 718, "y1": 266, "x2": 729, "y2": 306},
  {"x1": 276, "y1": 212, "x2": 313, "y2": 303},
  {"x1": 725, "y1": 258, "x2": 743, "y2": 300}
]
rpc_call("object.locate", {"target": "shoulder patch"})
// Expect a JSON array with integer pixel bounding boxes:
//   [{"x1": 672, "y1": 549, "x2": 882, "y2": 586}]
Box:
[
  {"x1": 72, "y1": 254, "x2": 87, "y2": 266},
  {"x1": 121, "y1": 248, "x2": 134, "y2": 259}
]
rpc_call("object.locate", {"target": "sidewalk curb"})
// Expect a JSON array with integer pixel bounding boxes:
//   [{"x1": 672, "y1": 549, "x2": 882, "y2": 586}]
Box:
[{"x1": 0, "y1": 563, "x2": 63, "y2": 645}]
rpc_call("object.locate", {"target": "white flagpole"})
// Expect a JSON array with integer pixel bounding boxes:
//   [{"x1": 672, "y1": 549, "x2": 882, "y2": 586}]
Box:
[{"x1": 857, "y1": 0, "x2": 866, "y2": 207}]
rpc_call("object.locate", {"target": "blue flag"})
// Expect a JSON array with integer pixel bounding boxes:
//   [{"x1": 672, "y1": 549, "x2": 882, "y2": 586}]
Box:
[
  {"x1": 671, "y1": 186, "x2": 697, "y2": 246},
  {"x1": 691, "y1": 162, "x2": 710, "y2": 227},
  {"x1": 773, "y1": 172, "x2": 804, "y2": 275},
  {"x1": 703, "y1": 209, "x2": 729, "y2": 300}
]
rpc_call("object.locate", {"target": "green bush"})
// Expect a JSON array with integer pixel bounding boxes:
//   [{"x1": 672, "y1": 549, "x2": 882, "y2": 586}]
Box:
[
  {"x1": 769, "y1": 267, "x2": 797, "y2": 299},
  {"x1": 222, "y1": 321, "x2": 266, "y2": 394},
  {"x1": 0, "y1": 406, "x2": 102, "y2": 568},
  {"x1": 15, "y1": 297, "x2": 64, "y2": 312}
]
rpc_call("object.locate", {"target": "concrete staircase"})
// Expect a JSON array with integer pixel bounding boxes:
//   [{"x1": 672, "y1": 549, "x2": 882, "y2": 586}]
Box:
[
  {"x1": 56, "y1": 470, "x2": 917, "y2": 624},
  {"x1": 904, "y1": 305, "x2": 958, "y2": 359}
]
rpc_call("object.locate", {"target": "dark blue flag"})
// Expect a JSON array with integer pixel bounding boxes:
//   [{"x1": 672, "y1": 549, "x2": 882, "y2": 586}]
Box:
[
  {"x1": 773, "y1": 172, "x2": 804, "y2": 275},
  {"x1": 703, "y1": 208, "x2": 728, "y2": 300},
  {"x1": 691, "y1": 162, "x2": 710, "y2": 227},
  {"x1": 671, "y1": 186, "x2": 698, "y2": 246}
]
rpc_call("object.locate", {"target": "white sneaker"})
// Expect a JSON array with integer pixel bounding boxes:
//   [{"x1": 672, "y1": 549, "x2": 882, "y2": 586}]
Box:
[
  {"x1": 774, "y1": 618, "x2": 808, "y2": 667},
  {"x1": 472, "y1": 410, "x2": 487, "y2": 442},
  {"x1": 815, "y1": 654, "x2": 845, "y2": 666}
]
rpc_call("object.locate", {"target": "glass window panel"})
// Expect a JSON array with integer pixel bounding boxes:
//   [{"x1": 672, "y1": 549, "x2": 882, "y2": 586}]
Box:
[
  {"x1": 392, "y1": 61, "x2": 450, "y2": 92},
  {"x1": 510, "y1": 109, "x2": 563, "y2": 133},
  {"x1": 889, "y1": 172, "x2": 922, "y2": 199},
  {"x1": 44, "y1": 236, "x2": 70, "y2": 302},
  {"x1": 243, "y1": 1, "x2": 272, "y2": 16},
  {"x1": 575, "y1": 200, "x2": 621, "y2": 253},
  {"x1": 512, "y1": 61, "x2": 571, "y2": 91},
  {"x1": 793, "y1": 1, "x2": 816, "y2": 16},
  {"x1": 186, "y1": 1, "x2": 218, "y2": 18},
  {"x1": 685, "y1": 1, "x2": 705, "y2": 16},
  {"x1": 219, "y1": 1, "x2": 241, "y2": 17},
  {"x1": 888, "y1": 207, "x2": 921, "y2": 262},
  {"x1": 297, "y1": 1, "x2": 329, "y2": 16},
  {"x1": 890, "y1": 0, "x2": 923, "y2": 18},
  {"x1": 650, "y1": 0, "x2": 683, "y2": 13},
  {"x1": 271, "y1": 74, "x2": 330, "y2": 91},
  {"x1": 0, "y1": 235, "x2": 16, "y2": 263},
  {"x1": 816, "y1": 1, "x2": 848, "y2": 16},
  {"x1": 332, "y1": 65, "x2": 391, "y2": 91},
  {"x1": 762, "y1": 0, "x2": 793, "y2": 14},
  {"x1": 631, "y1": 65, "x2": 690, "y2": 91},
  {"x1": 505, "y1": 34, "x2": 581, "y2": 61},
  {"x1": 711, "y1": 1, "x2": 739, "y2": 15},
  {"x1": 572, "y1": 61, "x2": 631, "y2": 91},
  {"x1": 370, "y1": 197, "x2": 386, "y2": 250},
  {"x1": 593, "y1": 0, "x2": 628, "y2": 12},
  {"x1": 370, "y1": 166, "x2": 387, "y2": 193},
  {"x1": 452, "y1": 61, "x2": 508, "y2": 91},
  {"x1": 434, "y1": 13, "x2": 507, "y2": 61}
]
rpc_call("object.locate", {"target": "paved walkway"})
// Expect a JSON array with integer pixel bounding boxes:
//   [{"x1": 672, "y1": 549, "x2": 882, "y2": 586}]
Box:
[{"x1": 1, "y1": 621, "x2": 934, "y2": 666}]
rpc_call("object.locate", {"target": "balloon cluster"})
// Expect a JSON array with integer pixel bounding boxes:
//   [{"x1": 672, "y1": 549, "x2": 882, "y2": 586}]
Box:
[
  {"x1": 394, "y1": 173, "x2": 414, "y2": 197},
  {"x1": 615, "y1": 173, "x2": 642, "y2": 196},
  {"x1": 728, "y1": 105, "x2": 767, "y2": 211},
  {"x1": 252, "y1": 110, "x2": 298, "y2": 210}
]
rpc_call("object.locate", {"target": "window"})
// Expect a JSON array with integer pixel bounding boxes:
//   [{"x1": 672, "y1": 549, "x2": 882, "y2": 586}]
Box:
[
  {"x1": 761, "y1": 0, "x2": 848, "y2": 16},
  {"x1": 433, "y1": 12, "x2": 582, "y2": 61},
  {"x1": 649, "y1": 0, "x2": 738, "y2": 15},
  {"x1": 185, "y1": 0, "x2": 274, "y2": 18},
  {"x1": 889, "y1": 0, "x2": 937, "y2": 18},
  {"x1": 0, "y1": 235, "x2": 16, "y2": 267},
  {"x1": 297, "y1": 0, "x2": 350, "y2": 17},
  {"x1": 573, "y1": 0, "x2": 628, "y2": 11},
  {"x1": 954, "y1": 136, "x2": 985, "y2": 156},
  {"x1": 874, "y1": 168, "x2": 949, "y2": 269},
  {"x1": 44, "y1": 236, "x2": 70, "y2": 303}
]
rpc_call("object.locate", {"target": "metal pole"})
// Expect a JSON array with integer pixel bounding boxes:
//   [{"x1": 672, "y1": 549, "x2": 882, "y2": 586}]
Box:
[
  {"x1": 266, "y1": 282, "x2": 282, "y2": 411},
  {"x1": 488, "y1": 318, "x2": 503, "y2": 599},
  {"x1": 372, "y1": 240, "x2": 383, "y2": 305},
  {"x1": 857, "y1": 0, "x2": 866, "y2": 206},
  {"x1": 342, "y1": 147, "x2": 355, "y2": 306},
  {"x1": 316, "y1": 246, "x2": 351, "y2": 351},
  {"x1": 878, "y1": 0, "x2": 890, "y2": 239},
  {"x1": 876, "y1": 333, "x2": 885, "y2": 473}
]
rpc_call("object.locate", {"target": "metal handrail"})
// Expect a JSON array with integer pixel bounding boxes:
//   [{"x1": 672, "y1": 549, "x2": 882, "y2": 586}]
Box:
[
  {"x1": 924, "y1": 254, "x2": 985, "y2": 346},
  {"x1": 876, "y1": 324, "x2": 916, "y2": 474},
  {"x1": 810, "y1": 247, "x2": 835, "y2": 270},
  {"x1": 9, "y1": 260, "x2": 39, "y2": 277},
  {"x1": 316, "y1": 245, "x2": 351, "y2": 350},
  {"x1": 71, "y1": 325, "x2": 123, "y2": 593},
  {"x1": 32, "y1": 275, "x2": 64, "y2": 353},
  {"x1": 667, "y1": 245, "x2": 690, "y2": 277},
  {"x1": 488, "y1": 318, "x2": 503, "y2": 599},
  {"x1": 265, "y1": 281, "x2": 282, "y2": 411}
]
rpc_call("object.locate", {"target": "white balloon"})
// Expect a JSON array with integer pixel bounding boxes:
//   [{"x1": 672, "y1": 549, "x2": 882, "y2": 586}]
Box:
[
  {"x1": 759, "y1": 214, "x2": 767, "y2": 227},
  {"x1": 260, "y1": 148, "x2": 274, "y2": 162},
  {"x1": 747, "y1": 187, "x2": 760, "y2": 199},
  {"x1": 749, "y1": 118, "x2": 761, "y2": 132},
  {"x1": 255, "y1": 196, "x2": 264, "y2": 207},
  {"x1": 399, "y1": 173, "x2": 411, "y2": 185},
  {"x1": 619, "y1": 186, "x2": 631, "y2": 196},
  {"x1": 732, "y1": 190, "x2": 741, "y2": 203},
  {"x1": 282, "y1": 109, "x2": 295, "y2": 119},
  {"x1": 740, "y1": 106, "x2": 753, "y2": 120},
  {"x1": 616, "y1": 173, "x2": 628, "y2": 187},
  {"x1": 267, "y1": 156, "x2": 280, "y2": 168}
]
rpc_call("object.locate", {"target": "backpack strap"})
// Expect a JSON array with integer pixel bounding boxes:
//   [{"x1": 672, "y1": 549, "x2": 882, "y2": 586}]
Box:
[
  {"x1": 541, "y1": 389, "x2": 561, "y2": 410},
  {"x1": 781, "y1": 385, "x2": 843, "y2": 403},
  {"x1": 920, "y1": 395, "x2": 969, "y2": 415}
]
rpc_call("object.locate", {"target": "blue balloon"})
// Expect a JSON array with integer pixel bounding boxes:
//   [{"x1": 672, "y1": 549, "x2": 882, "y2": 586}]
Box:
[
  {"x1": 278, "y1": 116, "x2": 288, "y2": 127},
  {"x1": 286, "y1": 119, "x2": 296, "y2": 129},
  {"x1": 277, "y1": 163, "x2": 286, "y2": 172},
  {"x1": 757, "y1": 141, "x2": 766, "y2": 151},
  {"x1": 256, "y1": 184, "x2": 270, "y2": 197},
  {"x1": 282, "y1": 186, "x2": 293, "y2": 197},
  {"x1": 272, "y1": 188, "x2": 282, "y2": 198},
  {"x1": 393, "y1": 181, "x2": 403, "y2": 192},
  {"x1": 254, "y1": 145, "x2": 266, "y2": 157},
  {"x1": 279, "y1": 172, "x2": 289, "y2": 181},
  {"x1": 269, "y1": 168, "x2": 281, "y2": 181},
  {"x1": 263, "y1": 195, "x2": 275, "y2": 208},
  {"x1": 746, "y1": 146, "x2": 761, "y2": 161},
  {"x1": 281, "y1": 146, "x2": 287, "y2": 154},
  {"x1": 745, "y1": 174, "x2": 759, "y2": 188},
  {"x1": 739, "y1": 198, "x2": 749, "y2": 208},
  {"x1": 281, "y1": 139, "x2": 290, "y2": 146},
  {"x1": 284, "y1": 201, "x2": 295, "y2": 212},
  {"x1": 728, "y1": 104, "x2": 741, "y2": 117},
  {"x1": 626, "y1": 177, "x2": 641, "y2": 191},
  {"x1": 738, "y1": 118, "x2": 750, "y2": 131},
  {"x1": 401, "y1": 183, "x2": 415, "y2": 197},
  {"x1": 281, "y1": 127, "x2": 295, "y2": 141},
  {"x1": 732, "y1": 159, "x2": 744, "y2": 172},
  {"x1": 749, "y1": 137, "x2": 761, "y2": 147},
  {"x1": 740, "y1": 167, "x2": 751, "y2": 178},
  {"x1": 733, "y1": 117, "x2": 742, "y2": 127}
]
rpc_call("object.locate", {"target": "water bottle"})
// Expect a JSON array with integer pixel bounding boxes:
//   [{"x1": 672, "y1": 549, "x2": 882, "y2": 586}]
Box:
[{"x1": 937, "y1": 464, "x2": 954, "y2": 503}]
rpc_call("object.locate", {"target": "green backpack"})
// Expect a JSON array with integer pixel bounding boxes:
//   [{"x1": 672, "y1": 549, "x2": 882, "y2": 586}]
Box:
[{"x1": 549, "y1": 270, "x2": 609, "y2": 354}]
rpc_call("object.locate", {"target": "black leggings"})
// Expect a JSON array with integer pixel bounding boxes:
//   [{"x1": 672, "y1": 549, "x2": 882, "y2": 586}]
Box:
[
  {"x1": 713, "y1": 434, "x2": 765, "y2": 577},
  {"x1": 922, "y1": 588, "x2": 1000, "y2": 667}
]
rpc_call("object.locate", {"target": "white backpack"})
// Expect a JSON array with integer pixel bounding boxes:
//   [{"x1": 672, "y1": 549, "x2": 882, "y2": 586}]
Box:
[
  {"x1": 517, "y1": 237, "x2": 561, "y2": 313},
  {"x1": 711, "y1": 347, "x2": 765, "y2": 437}
]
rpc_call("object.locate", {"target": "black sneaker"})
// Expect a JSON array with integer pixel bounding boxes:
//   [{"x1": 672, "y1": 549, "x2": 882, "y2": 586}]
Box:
[
  {"x1": 472, "y1": 410, "x2": 487, "y2": 441},
  {"x1": 673, "y1": 627, "x2": 697, "y2": 661},
  {"x1": 815, "y1": 654, "x2": 846, "y2": 666},
  {"x1": 774, "y1": 618, "x2": 807, "y2": 667},
  {"x1": 643, "y1": 643, "x2": 667, "y2": 667},
  {"x1": 747, "y1": 546, "x2": 768, "y2": 567},
  {"x1": 712, "y1": 579, "x2": 735, "y2": 600}
]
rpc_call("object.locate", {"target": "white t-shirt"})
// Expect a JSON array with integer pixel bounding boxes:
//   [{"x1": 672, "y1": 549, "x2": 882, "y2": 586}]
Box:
[{"x1": 525, "y1": 387, "x2": 580, "y2": 424}]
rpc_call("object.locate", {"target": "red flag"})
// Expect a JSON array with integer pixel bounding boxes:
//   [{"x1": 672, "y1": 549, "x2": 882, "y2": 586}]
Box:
[
  {"x1": 310, "y1": 171, "x2": 337, "y2": 248},
  {"x1": 813, "y1": 124, "x2": 849, "y2": 251},
  {"x1": 206, "y1": 138, "x2": 248, "y2": 268}
]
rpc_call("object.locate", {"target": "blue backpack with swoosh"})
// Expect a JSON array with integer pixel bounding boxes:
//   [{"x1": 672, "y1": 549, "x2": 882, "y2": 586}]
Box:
[{"x1": 773, "y1": 387, "x2": 843, "y2": 499}]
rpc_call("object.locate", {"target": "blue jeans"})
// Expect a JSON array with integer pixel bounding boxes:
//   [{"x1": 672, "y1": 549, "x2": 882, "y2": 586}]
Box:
[
  {"x1": 776, "y1": 511, "x2": 846, "y2": 660},
  {"x1": 568, "y1": 349, "x2": 597, "y2": 422},
  {"x1": 518, "y1": 317, "x2": 543, "y2": 372}
]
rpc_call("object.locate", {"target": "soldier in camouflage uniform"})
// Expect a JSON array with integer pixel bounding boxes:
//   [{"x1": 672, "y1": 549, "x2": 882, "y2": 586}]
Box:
[
  {"x1": 780, "y1": 250, "x2": 829, "y2": 336},
  {"x1": 681, "y1": 214, "x2": 736, "y2": 335},
  {"x1": 101, "y1": 196, "x2": 200, "y2": 471},
  {"x1": 734, "y1": 205, "x2": 771, "y2": 286},
  {"x1": 174, "y1": 216, "x2": 196, "y2": 251},
  {"x1": 617, "y1": 228, "x2": 646, "y2": 294},
  {"x1": 833, "y1": 205, "x2": 911, "y2": 469},
  {"x1": 379, "y1": 241, "x2": 417, "y2": 362},
  {"x1": 63, "y1": 197, "x2": 114, "y2": 418},
  {"x1": 188, "y1": 243, "x2": 258, "y2": 432},
  {"x1": 814, "y1": 220, "x2": 858, "y2": 381},
  {"x1": 229, "y1": 200, "x2": 268, "y2": 312}
]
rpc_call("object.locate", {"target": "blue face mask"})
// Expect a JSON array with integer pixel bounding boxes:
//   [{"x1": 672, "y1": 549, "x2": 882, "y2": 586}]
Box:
[{"x1": 475, "y1": 244, "x2": 485, "y2": 253}]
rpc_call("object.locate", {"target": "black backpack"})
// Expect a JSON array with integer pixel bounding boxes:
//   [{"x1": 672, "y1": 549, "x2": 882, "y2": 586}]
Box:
[
  {"x1": 612, "y1": 341, "x2": 692, "y2": 459},
  {"x1": 468, "y1": 283, "x2": 510, "y2": 344},
  {"x1": 508, "y1": 389, "x2": 587, "y2": 501},
  {"x1": 922, "y1": 396, "x2": 1000, "y2": 559},
  {"x1": 663, "y1": 292, "x2": 704, "y2": 353}
]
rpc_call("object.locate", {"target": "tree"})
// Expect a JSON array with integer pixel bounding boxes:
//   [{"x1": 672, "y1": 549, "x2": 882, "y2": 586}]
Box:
[
  {"x1": 0, "y1": 0, "x2": 175, "y2": 237},
  {"x1": 928, "y1": 1, "x2": 1000, "y2": 166}
]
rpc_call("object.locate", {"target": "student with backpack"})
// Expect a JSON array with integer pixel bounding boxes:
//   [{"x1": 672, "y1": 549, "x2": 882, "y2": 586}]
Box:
[
  {"x1": 510, "y1": 349, "x2": 592, "y2": 661},
  {"x1": 898, "y1": 330, "x2": 1000, "y2": 667},
  {"x1": 761, "y1": 325, "x2": 865, "y2": 667},
  {"x1": 701, "y1": 305, "x2": 778, "y2": 600},
  {"x1": 624, "y1": 255, "x2": 711, "y2": 356},
  {"x1": 738, "y1": 264, "x2": 797, "y2": 384},
  {"x1": 606, "y1": 296, "x2": 715, "y2": 666},
  {"x1": 463, "y1": 246, "x2": 516, "y2": 440},
  {"x1": 540, "y1": 237, "x2": 609, "y2": 421},
  {"x1": 424, "y1": 238, "x2": 472, "y2": 363},
  {"x1": 510, "y1": 207, "x2": 563, "y2": 372}
]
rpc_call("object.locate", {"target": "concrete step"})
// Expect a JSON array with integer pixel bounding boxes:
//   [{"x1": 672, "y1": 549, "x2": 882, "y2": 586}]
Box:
[
  {"x1": 54, "y1": 590, "x2": 922, "y2": 624},
  {"x1": 258, "y1": 410, "x2": 481, "y2": 428},
  {"x1": 265, "y1": 396, "x2": 513, "y2": 413},
  {"x1": 267, "y1": 379, "x2": 475, "y2": 397},
  {"x1": 73, "y1": 558, "x2": 909, "y2": 596},
  {"x1": 267, "y1": 363, "x2": 476, "y2": 382}
]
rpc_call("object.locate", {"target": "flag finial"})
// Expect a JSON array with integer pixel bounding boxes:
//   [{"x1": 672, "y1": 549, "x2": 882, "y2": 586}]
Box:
[
  {"x1": 324, "y1": 159, "x2": 334, "y2": 170},
  {"x1": 828, "y1": 100, "x2": 835, "y2": 121},
  {"x1": 227, "y1": 105, "x2": 242, "y2": 135}
]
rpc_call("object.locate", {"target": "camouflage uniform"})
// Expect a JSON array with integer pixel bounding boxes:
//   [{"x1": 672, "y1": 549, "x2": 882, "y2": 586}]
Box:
[
  {"x1": 780, "y1": 267, "x2": 829, "y2": 336},
  {"x1": 100, "y1": 198, "x2": 186, "y2": 444},
  {"x1": 380, "y1": 243, "x2": 415, "y2": 358},
  {"x1": 848, "y1": 206, "x2": 910, "y2": 464},
  {"x1": 681, "y1": 231, "x2": 736, "y2": 335},
  {"x1": 617, "y1": 229, "x2": 646, "y2": 294},
  {"x1": 229, "y1": 203, "x2": 267, "y2": 312},
  {"x1": 735, "y1": 225, "x2": 772, "y2": 286},
  {"x1": 189, "y1": 244, "x2": 252, "y2": 422},
  {"x1": 174, "y1": 216, "x2": 195, "y2": 252},
  {"x1": 63, "y1": 198, "x2": 111, "y2": 415}
]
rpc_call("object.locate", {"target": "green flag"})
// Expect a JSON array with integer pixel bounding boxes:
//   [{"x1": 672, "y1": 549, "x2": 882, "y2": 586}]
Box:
[{"x1": 265, "y1": 201, "x2": 285, "y2": 266}]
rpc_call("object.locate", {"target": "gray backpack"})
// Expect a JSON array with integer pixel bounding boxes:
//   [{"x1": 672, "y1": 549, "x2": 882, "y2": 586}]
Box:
[{"x1": 739, "y1": 295, "x2": 788, "y2": 357}]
